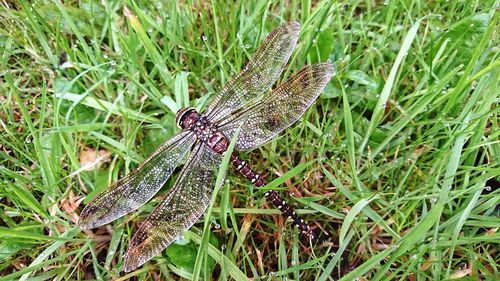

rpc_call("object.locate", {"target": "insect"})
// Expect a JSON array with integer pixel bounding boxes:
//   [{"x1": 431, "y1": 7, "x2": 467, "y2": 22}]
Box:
[{"x1": 79, "y1": 21, "x2": 334, "y2": 272}]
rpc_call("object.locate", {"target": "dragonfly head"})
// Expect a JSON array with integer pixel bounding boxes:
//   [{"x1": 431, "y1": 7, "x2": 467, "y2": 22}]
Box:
[{"x1": 176, "y1": 107, "x2": 199, "y2": 130}]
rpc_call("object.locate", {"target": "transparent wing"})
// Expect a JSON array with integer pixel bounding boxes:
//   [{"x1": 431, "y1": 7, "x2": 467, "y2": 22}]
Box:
[
  {"x1": 122, "y1": 143, "x2": 223, "y2": 272},
  {"x1": 79, "y1": 131, "x2": 196, "y2": 229},
  {"x1": 205, "y1": 21, "x2": 300, "y2": 123},
  {"x1": 219, "y1": 63, "x2": 334, "y2": 150}
]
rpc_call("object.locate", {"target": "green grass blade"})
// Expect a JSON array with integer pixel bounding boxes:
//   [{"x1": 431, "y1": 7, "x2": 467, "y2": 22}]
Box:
[
  {"x1": 124, "y1": 5, "x2": 173, "y2": 85},
  {"x1": 358, "y1": 18, "x2": 422, "y2": 155}
]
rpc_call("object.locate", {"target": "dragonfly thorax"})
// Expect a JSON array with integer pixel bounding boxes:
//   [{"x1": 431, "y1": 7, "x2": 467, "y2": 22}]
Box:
[{"x1": 176, "y1": 107, "x2": 229, "y2": 154}]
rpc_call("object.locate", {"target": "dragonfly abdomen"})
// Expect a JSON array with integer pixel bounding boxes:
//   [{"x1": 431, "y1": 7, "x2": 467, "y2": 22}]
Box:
[
  {"x1": 265, "y1": 190, "x2": 314, "y2": 239},
  {"x1": 229, "y1": 154, "x2": 314, "y2": 239},
  {"x1": 230, "y1": 154, "x2": 265, "y2": 187}
]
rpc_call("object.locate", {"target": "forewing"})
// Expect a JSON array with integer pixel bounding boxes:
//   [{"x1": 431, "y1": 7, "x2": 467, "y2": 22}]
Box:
[
  {"x1": 205, "y1": 21, "x2": 300, "y2": 122},
  {"x1": 122, "y1": 143, "x2": 223, "y2": 272},
  {"x1": 79, "y1": 131, "x2": 196, "y2": 229},
  {"x1": 219, "y1": 63, "x2": 334, "y2": 150}
]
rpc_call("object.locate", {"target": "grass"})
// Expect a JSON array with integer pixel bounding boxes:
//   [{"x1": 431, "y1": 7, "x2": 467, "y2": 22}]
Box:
[{"x1": 0, "y1": 0, "x2": 499, "y2": 280}]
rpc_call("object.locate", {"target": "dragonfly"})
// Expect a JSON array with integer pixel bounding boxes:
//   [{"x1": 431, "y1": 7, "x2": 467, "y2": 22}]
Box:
[{"x1": 79, "y1": 21, "x2": 334, "y2": 272}]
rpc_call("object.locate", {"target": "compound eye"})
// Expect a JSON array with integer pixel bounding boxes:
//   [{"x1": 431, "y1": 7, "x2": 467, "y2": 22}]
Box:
[{"x1": 175, "y1": 108, "x2": 196, "y2": 129}]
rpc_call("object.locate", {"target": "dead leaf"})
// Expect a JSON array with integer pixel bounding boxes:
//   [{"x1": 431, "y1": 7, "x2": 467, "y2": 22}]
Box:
[
  {"x1": 450, "y1": 267, "x2": 471, "y2": 279},
  {"x1": 420, "y1": 256, "x2": 435, "y2": 271},
  {"x1": 79, "y1": 148, "x2": 111, "y2": 171},
  {"x1": 486, "y1": 227, "x2": 498, "y2": 235},
  {"x1": 61, "y1": 190, "x2": 81, "y2": 224}
]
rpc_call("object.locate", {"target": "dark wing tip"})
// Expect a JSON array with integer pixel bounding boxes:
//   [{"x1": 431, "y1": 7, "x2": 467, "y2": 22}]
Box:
[
  {"x1": 285, "y1": 20, "x2": 301, "y2": 33},
  {"x1": 122, "y1": 250, "x2": 135, "y2": 272},
  {"x1": 78, "y1": 218, "x2": 101, "y2": 230},
  {"x1": 122, "y1": 246, "x2": 146, "y2": 272},
  {"x1": 78, "y1": 204, "x2": 104, "y2": 230},
  {"x1": 271, "y1": 21, "x2": 300, "y2": 39},
  {"x1": 122, "y1": 257, "x2": 135, "y2": 272},
  {"x1": 313, "y1": 62, "x2": 336, "y2": 82},
  {"x1": 122, "y1": 227, "x2": 153, "y2": 272},
  {"x1": 320, "y1": 62, "x2": 335, "y2": 76},
  {"x1": 78, "y1": 221, "x2": 92, "y2": 230},
  {"x1": 78, "y1": 209, "x2": 93, "y2": 230},
  {"x1": 78, "y1": 204, "x2": 115, "y2": 230}
]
